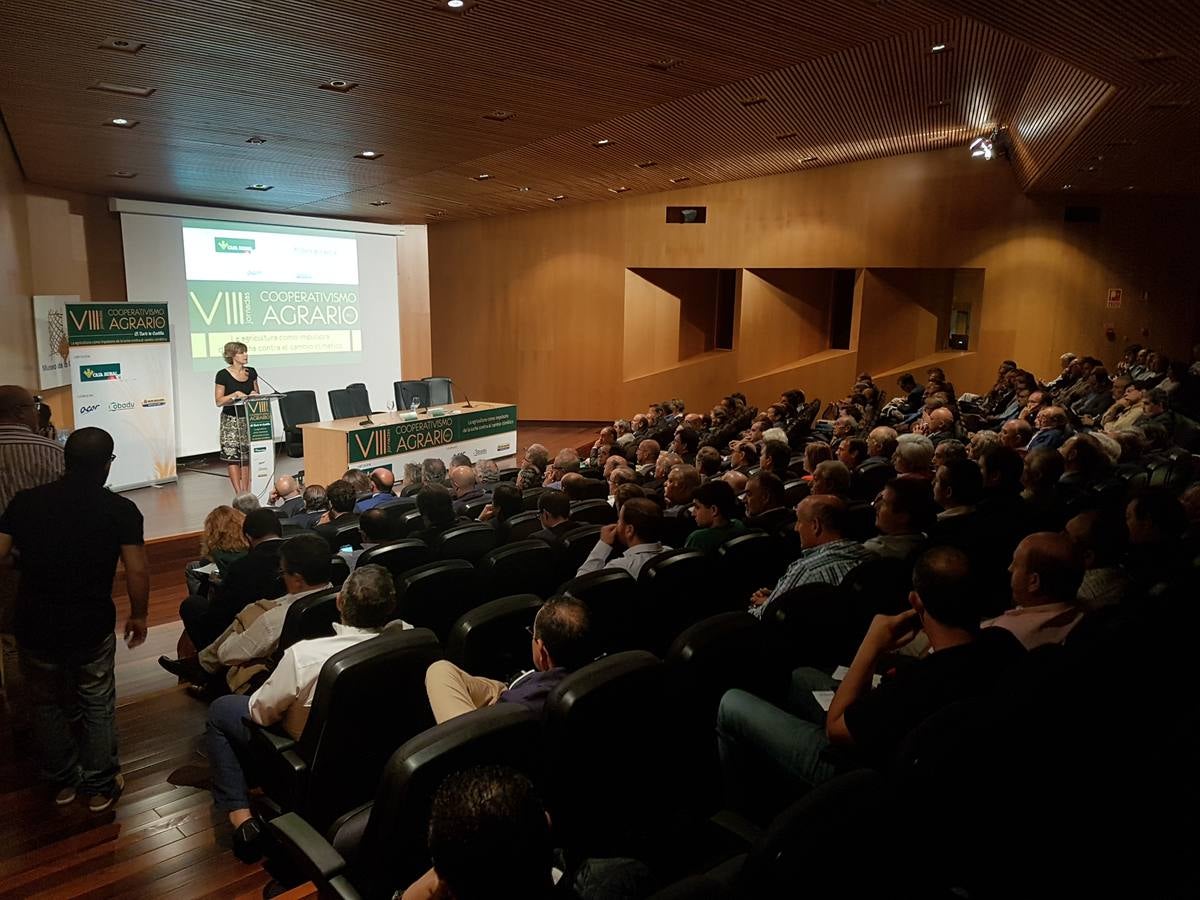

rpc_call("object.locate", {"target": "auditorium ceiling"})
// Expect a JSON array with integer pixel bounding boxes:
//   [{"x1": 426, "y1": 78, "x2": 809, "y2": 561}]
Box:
[{"x1": 1, "y1": 0, "x2": 1196, "y2": 222}]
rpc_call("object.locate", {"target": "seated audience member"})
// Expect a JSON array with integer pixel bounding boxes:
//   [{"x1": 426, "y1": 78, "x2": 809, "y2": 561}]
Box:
[
  {"x1": 999, "y1": 418, "x2": 1034, "y2": 450},
  {"x1": 398, "y1": 462, "x2": 424, "y2": 497},
  {"x1": 449, "y1": 453, "x2": 472, "y2": 469},
  {"x1": 1101, "y1": 383, "x2": 1146, "y2": 433},
  {"x1": 1044, "y1": 352, "x2": 1078, "y2": 394},
  {"x1": 760, "y1": 439, "x2": 792, "y2": 478},
  {"x1": 1065, "y1": 509, "x2": 1132, "y2": 612},
  {"x1": 1021, "y1": 447, "x2": 1068, "y2": 533},
  {"x1": 896, "y1": 372, "x2": 926, "y2": 415},
  {"x1": 977, "y1": 360, "x2": 1017, "y2": 415},
  {"x1": 1017, "y1": 390, "x2": 1048, "y2": 427},
  {"x1": 400, "y1": 766, "x2": 555, "y2": 900},
  {"x1": 932, "y1": 438, "x2": 967, "y2": 468},
  {"x1": 761, "y1": 426, "x2": 790, "y2": 448},
  {"x1": 232, "y1": 493, "x2": 260, "y2": 515},
  {"x1": 640, "y1": 450, "x2": 680, "y2": 500},
  {"x1": 184, "y1": 505, "x2": 248, "y2": 598},
  {"x1": 892, "y1": 433, "x2": 934, "y2": 479},
  {"x1": 522, "y1": 443, "x2": 550, "y2": 477},
  {"x1": 1058, "y1": 433, "x2": 1113, "y2": 500},
  {"x1": 685, "y1": 480, "x2": 747, "y2": 552},
  {"x1": 1027, "y1": 406, "x2": 1070, "y2": 451},
  {"x1": 515, "y1": 465, "x2": 543, "y2": 492},
  {"x1": 411, "y1": 483, "x2": 467, "y2": 545},
  {"x1": 560, "y1": 472, "x2": 591, "y2": 502},
  {"x1": 634, "y1": 439, "x2": 661, "y2": 476},
  {"x1": 664, "y1": 464, "x2": 702, "y2": 515},
  {"x1": 922, "y1": 407, "x2": 958, "y2": 447},
  {"x1": 718, "y1": 547, "x2": 1025, "y2": 806},
  {"x1": 530, "y1": 490, "x2": 574, "y2": 547},
  {"x1": 990, "y1": 385, "x2": 1031, "y2": 429},
  {"x1": 348, "y1": 508, "x2": 390, "y2": 566},
  {"x1": 269, "y1": 475, "x2": 305, "y2": 518},
  {"x1": 577, "y1": 498, "x2": 670, "y2": 578},
  {"x1": 835, "y1": 436, "x2": 868, "y2": 474},
  {"x1": 721, "y1": 469, "x2": 749, "y2": 495},
  {"x1": 421, "y1": 458, "x2": 449, "y2": 488},
  {"x1": 984, "y1": 533, "x2": 1085, "y2": 649},
  {"x1": 159, "y1": 534, "x2": 333, "y2": 688},
  {"x1": 1123, "y1": 488, "x2": 1189, "y2": 589},
  {"x1": 730, "y1": 440, "x2": 759, "y2": 475},
  {"x1": 1071, "y1": 369, "x2": 1114, "y2": 420},
  {"x1": 828, "y1": 415, "x2": 858, "y2": 454},
  {"x1": 810, "y1": 460, "x2": 851, "y2": 498},
  {"x1": 543, "y1": 448, "x2": 581, "y2": 490},
  {"x1": 613, "y1": 482, "x2": 646, "y2": 513},
  {"x1": 284, "y1": 484, "x2": 328, "y2": 528},
  {"x1": 354, "y1": 468, "x2": 398, "y2": 512},
  {"x1": 671, "y1": 426, "x2": 700, "y2": 465},
  {"x1": 449, "y1": 465, "x2": 489, "y2": 515},
  {"x1": 1140, "y1": 388, "x2": 1196, "y2": 448},
  {"x1": 695, "y1": 445, "x2": 723, "y2": 481},
  {"x1": 608, "y1": 465, "x2": 638, "y2": 499},
  {"x1": 748, "y1": 496, "x2": 872, "y2": 619},
  {"x1": 313, "y1": 479, "x2": 360, "y2": 552},
  {"x1": 588, "y1": 426, "x2": 618, "y2": 468},
  {"x1": 928, "y1": 461, "x2": 990, "y2": 571},
  {"x1": 1133, "y1": 351, "x2": 1169, "y2": 389},
  {"x1": 800, "y1": 442, "x2": 832, "y2": 482},
  {"x1": 425, "y1": 596, "x2": 592, "y2": 724},
  {"x1": 341, "y1": 469, "x2": 374, "y2": 501},
  {"x1": 601, "y1": 453, "x2": 630, "y2": 482},
  {"x1": 476, "y1": 458, "x2": 500, "y2": 486},
  {"x1": 180, "y1": 509, "x2": 286, "y2": 651},
  {"x1": 743, "y1": 472, "x2": 794, "y2": 538},
  {"x1": 864, "y1": 478, "x2": 933, "y2": 560},
  {"x1": 977, "y1": 445, "x2": 1027, "y2": 526},
  {"x1": 479, "y1": 482, "x2": 523, "y2": 544},
  {"x1": 853, "y1": 427, "x2": 898, "y2": 501},
  {"x1": 202, "y1": 564, "x2": 397, "y2": 855},
  {"x1": 967, "y1": 429, "x2": 1001, "y2": 461}
]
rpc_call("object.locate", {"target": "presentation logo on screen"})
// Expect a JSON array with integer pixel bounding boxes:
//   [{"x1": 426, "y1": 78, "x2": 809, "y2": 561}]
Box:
[
  {"x1": 80, "y1": 363, "x2": 122, "y2": 381},
  {"x1": 215, "y1": 237, "x2": 256, "y2": 254}
]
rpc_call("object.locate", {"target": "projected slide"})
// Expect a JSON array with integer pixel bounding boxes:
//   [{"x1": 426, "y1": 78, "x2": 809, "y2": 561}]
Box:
[{"x1": 182, "y1": 220, "x2": 362, "y2": 372}]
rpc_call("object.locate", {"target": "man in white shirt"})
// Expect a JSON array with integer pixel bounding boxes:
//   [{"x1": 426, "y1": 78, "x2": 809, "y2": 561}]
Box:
[
  {"x1": 202, "y1": 563, "x2": 401, "y2": 855},
  {"x1": 159, "y1": 533, "x2": 332, "y2": 687},
  {"x1": 576, "y1": 498, "x2": 669, "y2": 579}
]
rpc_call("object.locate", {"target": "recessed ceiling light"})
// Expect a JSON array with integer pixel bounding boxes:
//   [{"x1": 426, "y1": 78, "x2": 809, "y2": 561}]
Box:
[
  {"x1": 636, "y1": 161, "x2": 657, "y2": 168},
  {"x1": 246, "y1": 136, "x2": 267, "y2": 144},
  {"x1": 105, "y1": 117, "x2": 138, "y2": 128},
  {"x1": 448, "y1": 0, "x2": 464, "y2": 6},
  {"x1": 1126, "y1": 185, "x2": 1136, "y2": 191},
  {"x1": 593, "y1": 138, "x2": 612, "y2": 147},
  {"x1": 319, "y1": 79, "x2": 358, "y2": 93},
  {"x1": 1062, "y1": 184, "x2": 1072, "y2": 190},
  {"x1": 437, "y1": 0, "x2": 478, "y2": 11},
  {"x1": 609, "y1": 186, "x2": 630, "y2": 194},
  {"x1": 98, "y1": 38, "x2": 145, "y2": 54},
  {"x1": 246, "y1": 184, "x2": 273, "y2": 191},
  {"x1": 669, "y1": 176, "x2": 690, "y2": 184},
  {"x1": 931, "y1": 43, "x2": 948, "y2": 53},
  {"x1": 483, "y1": 110, "x2": 514, "y2": 122},
  {"x1": 370, "y1": 200, "x2": 391, "y2": 206},
  {"x1": 549, "y1": 195, "x2": 566, "y2": 202},
  {"x1": 740, "y1": 95, "x2": 769, "y2": 108},
  {"x1": 355, "y1": 150, "x2": 383, "y2": 160},
  {"x1": 649, "y1": 57, "x2": 683, "y2": 71},
  {"x1": 798, "y1": 156, "x2": 818, "y2": 163},
  {"x1": 473, "y1": 173, "x2": 492, "y2": 181},
  {"x1": 427, "y1": 210, "x2": 446, "y2": 217},
  {"x1": 89, "y1": 81, "x2": 155, "y2": 98},
  {"x1": 109, "y1": 170, "x2": 137, "y2": 178},
  {"x1": 515, "y1": 186, "x2": 530, "y2": 192}
]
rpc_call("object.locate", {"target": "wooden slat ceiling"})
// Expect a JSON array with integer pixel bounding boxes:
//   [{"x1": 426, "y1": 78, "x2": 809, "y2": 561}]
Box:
[{"x1": 1, "y1": 0, "x2": 1196, "y2": 223}]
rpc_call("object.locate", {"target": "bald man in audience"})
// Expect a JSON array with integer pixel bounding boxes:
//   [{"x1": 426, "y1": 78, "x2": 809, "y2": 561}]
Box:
[
  {"x1": 923, "y1": 407, "x2": 957, "y2": 447},
  {"x1": 984, "y1": 532, "x2": 1085, "y2": 649},
  {"x1": 354, "y1": 468, "x2": 399, "y2": 512},
  {"x1": 449, "y1": 465, "x2": 489, "y2": 515},
  {"x1": 748, "y1": 495, "x2": 871, "y2": 619},
  {"x1": 1000, "y1": 418, "x2": 1034, "y2": 450},
  {"x1": 269, "y1": 475, "x2": 304, "y2": 518},
  {"x1": 721, "y1": 469, "x2": 749, "y2": 495},
  {"x1": 1026, "y1": 406, "x2": 1069, "y2": 452},
  {"x1": 635, "y1": 439, "x2": 661, "y2": 477}
]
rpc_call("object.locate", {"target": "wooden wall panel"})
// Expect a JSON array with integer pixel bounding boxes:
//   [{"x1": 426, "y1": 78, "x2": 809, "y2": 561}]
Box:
[
  {"x1": 0, "y1": 132, "x2": 35, "y2": 389},
  {"x1": 738, "y1": 269, "x2": 834, "y2": 380},
  {"x1": 396, "y1": 225, "x2": 432, "y2": 380},
  {"x1": 429, "y1": 145, "x2": 1200, "y2": 419}
]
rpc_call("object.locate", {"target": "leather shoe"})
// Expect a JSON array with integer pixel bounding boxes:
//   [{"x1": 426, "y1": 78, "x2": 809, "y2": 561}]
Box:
[
  {"x1": 232, "y1": 817, "x2": 266, "y2": 863},
  {"x1": 158, "y1": 655, "x2": 206, "y2": 684}
]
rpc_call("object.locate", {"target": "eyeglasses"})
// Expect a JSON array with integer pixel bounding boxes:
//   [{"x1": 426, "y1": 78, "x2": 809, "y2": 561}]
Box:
[
  {"x1": 110, "y1": 453, "x2": 117, "y2": 461},
  {"x1": 525, "y1": 625, "x2": 537, "y2": 639}
]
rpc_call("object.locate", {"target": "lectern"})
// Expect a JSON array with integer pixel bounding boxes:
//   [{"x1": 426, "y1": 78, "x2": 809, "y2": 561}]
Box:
[{"x1": 232, "y1": 393, "x2": 288, "y2": 501}]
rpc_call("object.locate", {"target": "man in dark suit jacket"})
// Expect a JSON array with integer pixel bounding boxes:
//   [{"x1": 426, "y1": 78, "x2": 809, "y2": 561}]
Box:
[
  {"x1": 179, "y1": 509, "x2": 286, "y2": 650},
  {"x1": 283, "y1": 484, "x2": 328, "y2": 529},
  {"x1": 530, "y1": 490, "x2": 574, "y2": 548},
  {"x1": 850, "y1": 427, "x2": 898, "y2": 503},
  {"x1": 313, "y1": 479, "x2": 360, "y2": 552},
  {"x1": 270, "y1": 475, "x2": 305, "y2": 518}
]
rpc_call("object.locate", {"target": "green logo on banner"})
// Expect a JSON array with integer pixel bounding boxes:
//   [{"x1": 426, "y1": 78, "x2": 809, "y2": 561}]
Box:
[
  {"x1": 67, "y1": 304, "x2": 170, "y2": 345},
  {"x1": 80, "y1": 363, "x2": 122, "y2": 381},
  {"x1": 215, "y1": 237, "x2": 255, "y2": 253},
  {"x1": 243, "y1": 398, "x2": 275, "y2": 443},
  {"x1": 347, "y1": 407, "x2": 518, "y2": 463}
]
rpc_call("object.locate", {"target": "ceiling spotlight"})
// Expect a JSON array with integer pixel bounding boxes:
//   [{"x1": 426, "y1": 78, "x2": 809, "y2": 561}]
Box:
[
  {"x1": 515, "y1": 186, "x2": 530, "y2": 192},
  {"x1": 931, "y1": 43, "x2": 948, "y2": 53},
  {"x1": 969, "y1": 136, "x2": 995, "y2": 160},
  {"x1": 474, "y1": 173, "x2": 492, "y2": 181},
  {"x1": 246, "y1": 136, "x2": 267, "y2": 144},
  {"x1": 447, "y1": 0, "x2": 464, "y2": 6},
  {"x1": 1062, "y1": 184, "x2": 1072, "y2": 191},
  {"x1": 105, "y1": 117, "x2": 139, "y2": 128},
  {"x1": 246, "y1": 183, "x2": 273, "y2": 191},
  {"x1": 609, "y1": 186, "x2": 630, "y2": 193},
  {"x1": 636, "y1": 161, "x2": 658, "y2": 168},
  {"x1": 669, "y1": 176, "x2": 690, "y2": 184},
  {"x1": 550, "y1": 195, "x2": 566, "y2": 202},
  {"x1": 355, "y1": 150, "x2": 383, "y2": 160},
  {"x1": 798, "y1": 156, "x2": 818, "y2": 164},
  {"x1": 370, "y1": 200, "x2": 391, "y2": 206},
  {"x1": 98, "y1": 37, "x2": 145, "y2": 54},
  {"x1": 109, "y1": 170, "x2": 137, "y2": 178},
  {"x1": 319, "y1": 79, "x2": 358, "y2": 93},
  {"x1": 594, "y1": 138, "x2": 612, "y2": 147}
]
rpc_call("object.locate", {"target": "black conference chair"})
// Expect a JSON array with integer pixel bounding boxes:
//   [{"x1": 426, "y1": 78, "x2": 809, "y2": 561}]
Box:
[
  {"x1": 503, "y1": 510, "x2": 543, "y2": 542},
  {"x1": 377, "y1": 500, "x2": 417, "y2": 538},
  {"x1": 248, "y1": 629, "x2": 443, "y2": 836},
  {"x1": 332, "y1": 520, "x2": 362, "y2": 550},
  {"x1": 422, "y1": 376, "x2": 454, "y2": 405},
  {"x1": 521, "y1": 486, "x2": 548, "y2": 510},
  {"x1": 759, "y1": 581, "x2": 849, "y2": 672},
  {"x1": 558, "y1": 524, "x2": 603, "y2": 582},
  {"x1": 461, "y1": 496, "x2": 491, "y2": 520},
  {"x1": 394, "y1": 380, "x2": 430, "y2": 410},
  {"x1": 395, "y1": 560, "x2": 482, "y2": 640},
  {"x1": 279, "y1": 390, "x2": 320, "y2": 458},
  {"x1": 557, "y1": 568, "x2": 637, "y2": 653},
  {"x1": 569, "y1": 498, "x2": 617, "y2": 526},
  {"x1": 477, "y1": 540, "x2": 558, "y2": 599},
  {"x1": 356, "y1": 538, "x2": 432, "y2": 580},
  {"x1": 445, "y1": 593, "x2": 544, "y2": 680},
  {"x1": 434, "y1": 522, "x2": 496, "y2": 562},
  {"x1": 269, "y1": 705, "x2": 541, "y2": 900},
  {"x1": 783, "y1": 479, "x2": 809, "y2": 507},
  {"x1": 718, "y1": 532, "x2": 790, "y2": 601},
  {"x1": 276, "y1": 586, "x2": 342, "y2": 655},
  {"x1": 638, "y1": 549, "x2": 722, "y2": 654},
  {"x1": 328, "y1": 555, "x2": 351, "y2": 588},
  {"x1": 329, "y1": 388, "x2": 371, "y2": 420},
  {"x1": 496, "y1": 466, "x2": 521, "y2": 482}
]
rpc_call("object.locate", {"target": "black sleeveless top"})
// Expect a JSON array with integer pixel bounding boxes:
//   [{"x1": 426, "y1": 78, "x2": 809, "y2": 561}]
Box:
[{"x1": 215, "y1": 367, "x2": 258, "y2": 417}]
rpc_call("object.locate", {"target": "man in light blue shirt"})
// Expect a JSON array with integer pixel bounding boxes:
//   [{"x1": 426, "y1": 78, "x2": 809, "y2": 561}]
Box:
[{"x1": 577, "y1": 498, "x2": 669, "y2": 579}]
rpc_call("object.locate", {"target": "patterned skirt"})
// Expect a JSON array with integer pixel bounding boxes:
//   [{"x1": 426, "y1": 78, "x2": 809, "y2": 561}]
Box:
[{"x1": 218, "y1": 414, "x2": 250, "y2": 463}]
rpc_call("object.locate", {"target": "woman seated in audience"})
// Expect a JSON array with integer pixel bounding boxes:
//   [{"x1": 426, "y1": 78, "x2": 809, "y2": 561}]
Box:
[
  {"x1": 398, "y1": 461, "x2": 424, "y2": 497},
  {"x1": 184, "y1": 505, "x2": 248, "y2": 597},
  {"x1": 478, "y1": 482, "x2": 523, "y2": 543},
  {"x1": 801, "y1": 442, "x2": 833, "y2": 482}
]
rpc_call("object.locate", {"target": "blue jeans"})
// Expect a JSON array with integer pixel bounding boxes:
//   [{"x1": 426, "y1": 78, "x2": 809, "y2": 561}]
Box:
[
  {"x1": 20, "y1": 632, "x2": 119, "y2": 794},
  {"x1": 206, "y1": 694, "x2": 253, "y2": 812},
  {"x1": 716, "y1": 668, "x2": 840, "y2": 817}
]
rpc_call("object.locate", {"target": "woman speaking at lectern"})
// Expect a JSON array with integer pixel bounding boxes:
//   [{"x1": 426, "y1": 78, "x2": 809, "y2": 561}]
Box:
[{"x1": 213, "y1": 341, "x2": 259, "y2": 493}]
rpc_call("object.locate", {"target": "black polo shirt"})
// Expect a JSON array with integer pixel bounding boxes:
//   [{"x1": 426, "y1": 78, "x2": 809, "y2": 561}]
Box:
[{"x1": 0, "y1": 475, "x2": 144, "y2": 655}]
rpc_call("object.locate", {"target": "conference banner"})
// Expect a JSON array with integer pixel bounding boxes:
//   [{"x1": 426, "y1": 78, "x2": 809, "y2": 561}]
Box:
[
  {"x1": 31, "y1": 295, "x2": 79, "y2": 390},
  {"x1": 348, "y1": 405, "x2": 518, "y2": 470},
  {"x1": 242, "y1": 396, "x2": 278, "y2": 502},
  {"x1": 68, "y1": 303, "x2": 177, "y2": 492}
]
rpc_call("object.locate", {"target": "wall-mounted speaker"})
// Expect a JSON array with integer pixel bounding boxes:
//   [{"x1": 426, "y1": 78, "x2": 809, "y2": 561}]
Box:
[
  {"x1": 948, "y1": 333, "x2": 969, "y2": 350},
  {"x1": 666, "y1": 206, "x2": 707, "y2": 224}
]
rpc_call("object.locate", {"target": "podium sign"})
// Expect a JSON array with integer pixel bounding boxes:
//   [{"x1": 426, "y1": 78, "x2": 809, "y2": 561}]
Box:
[{"x1": 244, "y1": 396, "x2": 277, "y2": 500}]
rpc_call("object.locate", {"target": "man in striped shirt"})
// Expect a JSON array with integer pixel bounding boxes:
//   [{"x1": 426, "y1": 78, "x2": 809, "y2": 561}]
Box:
[{"x1": 0, "y1": 386, "x2": 65, "y2": 512}]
